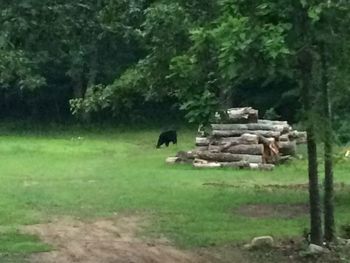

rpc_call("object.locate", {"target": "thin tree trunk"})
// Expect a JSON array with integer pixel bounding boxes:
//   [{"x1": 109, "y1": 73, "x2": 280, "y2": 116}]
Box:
[
  {"x1": 73, "y1": 75, "x2": 84, "y2": 99},
  {"x1": 321, "y1": 44, "x2": 335, "y2": 243},
  {"x1": 306, "y1": 128, "x2": 323, "y2": 245},
  {"x1": 219, "y1": 88, "x2": 232, "y2": 109},
  {"x1": 299, "y1": 48, "x2": 323, "y2": 245},
  {"x1": 87, "y1": 45, "x2": 98, "y2": 88}
]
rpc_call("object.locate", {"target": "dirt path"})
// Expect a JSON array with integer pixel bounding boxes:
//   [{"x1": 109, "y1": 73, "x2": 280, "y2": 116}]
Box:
[
  {"x1": 23, "y1": 214, "x2": 332, "y2": 263},
  {"x1": 23, "y1": 216, "x2": 210, "y2": 263}
]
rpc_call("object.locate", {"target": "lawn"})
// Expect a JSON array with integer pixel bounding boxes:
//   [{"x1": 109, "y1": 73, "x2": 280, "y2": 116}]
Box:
[{"x1": 0, "y1": 128, "x2": 349, "y2": 258}]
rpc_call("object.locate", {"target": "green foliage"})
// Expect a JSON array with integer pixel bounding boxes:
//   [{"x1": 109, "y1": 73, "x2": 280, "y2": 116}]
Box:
[
  {"x1": 0, "y1": 49, "x2": 45, "y2": 90},
  {"x1": 341, "y1": 224, "x2": 350, "y2": 239},
  {"x1": 0, "y1": 1, "x2": 144, "y2": 120},
  {"x1": 70, "y1": 66, "x2": 145, "y2": 115},
  {"x1": 0, "y1": 0, "x2": 349, "y2": 129},
  {"x1": 263, "y1": 108, "x2": 281, "y2": 120},
  {"x1": 179, "y1": 90, "x2": 218, "y2": 124},
  {"x1": 70, "y1": 84, "x2": 110, "y2": 116},
  {"x1": 334, "y1": 120, "x2": 350, "y2": 144}
]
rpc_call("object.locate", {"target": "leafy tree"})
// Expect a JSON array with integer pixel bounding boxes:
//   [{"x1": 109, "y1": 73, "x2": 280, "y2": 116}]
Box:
[
  {"x1": 72, "y1": 1, "x2": 193, "y2": 121},
  {"x1": 313, "y1": 1, "x2": 350, "y2": 242},
  {"x1": 0, "y1": 0, "x2": 143, "y2": 120},
  {"x1": 171, "y1": 0, "x2": 347, "y2": 244}
]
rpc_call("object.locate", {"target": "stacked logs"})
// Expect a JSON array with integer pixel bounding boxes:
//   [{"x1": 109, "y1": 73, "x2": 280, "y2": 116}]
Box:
[{"x1": 167, "y1": 107, "x2": 306, "y2": 171}]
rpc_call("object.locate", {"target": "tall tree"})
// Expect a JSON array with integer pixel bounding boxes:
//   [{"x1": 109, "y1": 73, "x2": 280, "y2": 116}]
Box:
[
  {"x1": 298, "y1": 46, "x2": 323, "y2": 245},
  {"x1": 315, "y1": 1, "x2": 350, "y2": 242},
  {"x1": 320, "y1": 43, "x2": 334, "y2": 243},
  {"x1": 297, "y1": 3, "x2": 323, "y2": 245},
  {"x1": 172, "y1": 0, "x2": 326, "y2": 243}
]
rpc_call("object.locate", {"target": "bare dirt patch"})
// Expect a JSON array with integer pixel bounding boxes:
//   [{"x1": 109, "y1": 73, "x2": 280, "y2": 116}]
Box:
[
  {"x1": 20, "y1": 215, "x2": 349, "y2": 263},
  {"x1": 237, "y1": 204, "x2": 309, "y2": 219},
  {"x1": 22, "y1": 216, "x2": 207, "y2": 263}
]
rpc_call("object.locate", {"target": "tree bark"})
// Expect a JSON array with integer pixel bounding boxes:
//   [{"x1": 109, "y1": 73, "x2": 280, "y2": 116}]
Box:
[
  {"x1": 258, "y1": 135, "x2": 279, "y2": 164},
  {"x1": 279, "y1": 134, "x2": 290, "y2": 142},
  {"x1": 212, "y1": 123, "x2": 289, "y2": 133},
  {"x1": 197, "y1": 151, "x2": 263, "y2": 163},
  {"x1": 299, "y1": 45, "x2": 323, "y2": 245},
  {"x1": 221, "y1": 162, "x2": 274, "y2": 170},
  {"x1": 258, "y1": 119, "x2": 289, "y2": 125},
  {"x1": 210, "y1": 134, "x2": 259, "y2": 146},
  {"x1": 209, "y1": 144, "x2": 264, "y2": 155},
  {"x1": 321, "y1": 43, "x2": 335, "y2": 243},
  {"x1": 195, "y1": 146, "x2": 209, "y2": 152},
  {"x1": 258, "y1": 135, "x2": 276, "y2": 146},
  {"x1": 193, "y1": 162, "x2": 222, "y2": 168},
  {"x1": 289, "y1": 130, "x2": 307, "y2": 144},
  {"x1": 193, "y1": 161, "x2": 274, "y2": 170},
  {"x1": 215, "y1": 107, "x2": 258, "y2": 123},
  {"x1": 195, "y1": 137, "x2": 210, "y2": 146},
  {"x1": 278, "y1": 141, "x2": 297, "y2": 156},
  {"x1": 212, "y1": 130, "x2": 281, "y2": 138},
  {"x1": 306, "y1": 127, "x2": 322, "y2": 245},
  {"x1": 73, "y1": 75, "x2": 84, "y2": 99}
]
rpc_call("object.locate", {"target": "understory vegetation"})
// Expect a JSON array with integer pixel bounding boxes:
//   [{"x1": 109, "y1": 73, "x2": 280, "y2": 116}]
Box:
[{"x1": 0, "y1": 1, "x2": 349, "y2": 145}]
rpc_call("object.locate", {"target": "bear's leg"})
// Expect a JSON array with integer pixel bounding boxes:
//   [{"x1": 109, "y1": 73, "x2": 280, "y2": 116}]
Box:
[
  {"x1": 156, "y1": 136, "x2": 163, "y2": 148},
  {"x1": 165, "y1": 141, "x2": 169, "y2": 147},
  {"x1": 172, "y1": 132, "x2": 177, "y2": 145}
]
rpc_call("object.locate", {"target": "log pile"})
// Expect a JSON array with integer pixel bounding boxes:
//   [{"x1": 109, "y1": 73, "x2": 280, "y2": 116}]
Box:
[{"x1": 167, "y1": 107, "x2": 307, "y2": 170}]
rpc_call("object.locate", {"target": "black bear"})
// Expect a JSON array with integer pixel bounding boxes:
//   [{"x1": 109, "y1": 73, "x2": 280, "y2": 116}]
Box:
[{"x1": 156, "y1": 130, "x2": 177, "y2": 148}]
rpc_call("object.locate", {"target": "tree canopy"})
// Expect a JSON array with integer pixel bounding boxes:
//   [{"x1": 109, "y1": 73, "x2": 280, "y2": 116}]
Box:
[{"x1": 0, "y1": 0, "x2": 349, "y2": 140}]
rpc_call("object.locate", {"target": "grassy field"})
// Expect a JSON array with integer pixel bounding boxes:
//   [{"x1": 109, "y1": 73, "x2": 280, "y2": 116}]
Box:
[{"x1": 0, "y1": 128, "x2": 349, "y2": 258}]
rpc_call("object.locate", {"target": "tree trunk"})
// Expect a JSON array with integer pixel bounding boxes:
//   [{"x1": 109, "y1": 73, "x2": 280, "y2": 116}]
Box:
[
  {"x1": 222, "y1": 162, "x2": 274, "y2": 170},
  {"x1": 209, "y1": 144, "x2": 264, "y2": 155},
  {"x1": 212, "y1": 130, "x2": 281, "y2": 138},
  {"x1": 195, "y1": 146, "x2": 209, "y2": 152},
  {"x1": 258, "y1": 135, "x2": 279, "y2": 164},
  {"x1": 73, "y1": 75, "x2": 84, "y2": 99},
  {"x1": 194, "y1": 160, "x2": 247, "y2": 169},
  {"x1": 193, "y1": 161, "x2": 222, "y2": 168},
  {"x1": 321, "y1": 44, "x2": 335, "y2": 243},
  {"x1": 279, "y1": 134, "x2": 290, "y2": 142},
  {"x1": 87, "y1": 46, "x2": 98, "y2": 89},
  {"x1": 211, "y1": 123, "x2": 290, "y2": 133},
  {"x1": 299, "y1": 46, "x2": 323, "y2": 245},
  {"x1": 209, "y1": 134, "x2": 259, "y2": 146},
  {"x1": 278, "y1": 141, "x2": 297, "y2": 156},
  {"x1": 197, "y1": 151, "x2": 263, "y2": 163},
  {"x1": 215, "y1": 107, "x2": 258, "y2": 123},
  {"x1": 193, "y1": 161, "x2": 274, "y2": 170},
  {"x1": 289, "y1": 131, "x2": 307, "y2": 144},
  {"x1": 306, "y1": 127, "x2": 322, "y2": 245},
  {"x1": 218, "y1": 88, "x2": 233, "y2": 110},
  {"x1": 258, "y1": 119, "x2": 289, "y2": 125},
  {"x1": 195, "y1": 137, "x2": 210, "y2": 146}
]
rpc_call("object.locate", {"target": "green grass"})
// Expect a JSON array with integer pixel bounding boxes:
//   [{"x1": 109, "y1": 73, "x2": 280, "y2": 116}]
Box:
[
  {"x1": 0, "y1": 128, "x2": 349, "y2": 255},
  {"x1": 0, "y1": 231, "x2": 51, "y2": 263},
  {"x1": 0, "y1": 232, "x2": 51, "y2": 253}
]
